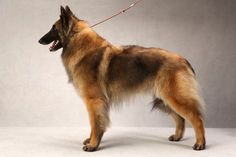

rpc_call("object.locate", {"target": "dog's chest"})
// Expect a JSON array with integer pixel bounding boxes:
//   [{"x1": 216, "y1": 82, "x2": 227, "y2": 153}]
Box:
[
  {"x1": 61, "y1": 60, "x2": 73, "y2": 83},
  {"x1": 61, "y1": 54, "x2": 78, "y2": 83}
]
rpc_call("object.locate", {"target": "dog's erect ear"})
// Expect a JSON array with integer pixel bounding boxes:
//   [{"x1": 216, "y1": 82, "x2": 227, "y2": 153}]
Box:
[
  {"x1": 60, "y1": 6, "x2": 71, "y2": 32},
  {"x1": 65, "y1": 6, "x2": 74, "y2": 16}
]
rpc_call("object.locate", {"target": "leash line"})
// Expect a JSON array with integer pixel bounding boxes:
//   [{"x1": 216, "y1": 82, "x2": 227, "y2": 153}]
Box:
[{"x1": 90, "y1": 0, "x2": 144, "y2": 28}]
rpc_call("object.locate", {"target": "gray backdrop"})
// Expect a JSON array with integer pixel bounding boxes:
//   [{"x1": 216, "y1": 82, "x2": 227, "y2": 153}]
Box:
[{"x1": 0, "y1": 0, "x2": 235, "y2": 127}]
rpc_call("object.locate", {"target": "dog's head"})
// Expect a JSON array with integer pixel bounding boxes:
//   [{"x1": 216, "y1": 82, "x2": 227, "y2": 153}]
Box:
[{"x1": 38, "y1": 6, "x2": 79, "y2": 52}]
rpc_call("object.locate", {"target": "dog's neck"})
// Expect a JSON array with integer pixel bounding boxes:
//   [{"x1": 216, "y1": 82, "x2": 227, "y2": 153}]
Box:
[{"x1": 61, "y1": 21, "x2": 111, "y2": 81}]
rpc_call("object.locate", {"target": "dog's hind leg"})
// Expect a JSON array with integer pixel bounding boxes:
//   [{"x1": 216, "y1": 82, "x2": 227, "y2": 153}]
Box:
[
  {"x1": 167, "y1": 99, "x2": 205, "y2": 150},
  {"x1": 161, "y1": 71, "x2": 206, "y2": 150},
  {"x1": 152, "y1": 98, "x2": 185, "y2": 141},
  {"x1": 82, "y1": 96, "x2": 109, "y2": 152},
  {"x1": 168, "y1": 112, "x2": 185, "y2": 141}
]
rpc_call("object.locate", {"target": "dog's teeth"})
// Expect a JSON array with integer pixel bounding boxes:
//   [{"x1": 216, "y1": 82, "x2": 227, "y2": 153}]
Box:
[{"x1": 52, "y1": 41, "x2": 56, "y2": 47}]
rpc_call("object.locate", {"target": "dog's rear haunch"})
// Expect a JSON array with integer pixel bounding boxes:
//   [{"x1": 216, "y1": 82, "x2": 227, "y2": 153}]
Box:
[{"x1": 39, "y1": 6, "x2": 206, "y2": 151}]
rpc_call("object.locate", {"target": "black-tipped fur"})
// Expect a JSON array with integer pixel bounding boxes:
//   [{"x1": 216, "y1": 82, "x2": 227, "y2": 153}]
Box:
[
  {"x1": 152, "y1": 98, "x2": 172, "y2": 113},
  {"x1": 39, "y1": 6, "x2": 206, "y2": 152}
]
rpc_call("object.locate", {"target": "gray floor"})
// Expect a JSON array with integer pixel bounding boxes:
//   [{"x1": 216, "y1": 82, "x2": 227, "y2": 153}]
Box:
[{"x1": 0, "y1": 127, "x2": 235, "y2": 157}]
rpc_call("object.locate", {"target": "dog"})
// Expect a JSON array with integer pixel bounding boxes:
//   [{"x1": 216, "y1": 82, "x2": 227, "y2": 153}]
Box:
[{"x1": 39, "y1": 6, "x2": 206, "y2": 152}]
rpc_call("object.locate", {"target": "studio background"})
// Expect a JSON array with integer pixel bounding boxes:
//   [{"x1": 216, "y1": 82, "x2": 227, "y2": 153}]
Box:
[{"x1": 0, "y1": 0, "x2": 235, "y2": 127}]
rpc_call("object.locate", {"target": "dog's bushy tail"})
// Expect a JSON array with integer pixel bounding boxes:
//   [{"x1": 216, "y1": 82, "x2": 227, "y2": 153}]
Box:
[{"x1": 152, "y1": 70, "x2": 206, "y2": 118}]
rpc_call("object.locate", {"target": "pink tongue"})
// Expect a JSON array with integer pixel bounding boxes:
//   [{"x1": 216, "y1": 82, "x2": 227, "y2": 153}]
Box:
[{"x1": 49, "y1": 41, "x2": 57, "y2": 51}]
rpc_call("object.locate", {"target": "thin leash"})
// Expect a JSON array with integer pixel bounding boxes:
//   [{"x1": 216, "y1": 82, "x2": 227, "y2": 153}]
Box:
[{"x1": 90, "y1": 0, "x2": 144, "y2": 28}]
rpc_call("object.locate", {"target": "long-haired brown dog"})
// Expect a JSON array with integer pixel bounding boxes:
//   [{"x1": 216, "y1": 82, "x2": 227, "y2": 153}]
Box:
[{"x1": 39, "y1": 6, "x2": 206, "y2": 152}]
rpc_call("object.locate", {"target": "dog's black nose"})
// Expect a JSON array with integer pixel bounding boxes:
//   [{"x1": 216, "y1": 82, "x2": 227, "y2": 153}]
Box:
[
  {"x1": 39, "y1": 37, "x2": 52, "y2": 45},
  {"x1": 38, "y1": 38, "x2": 44, "y2": 44}
]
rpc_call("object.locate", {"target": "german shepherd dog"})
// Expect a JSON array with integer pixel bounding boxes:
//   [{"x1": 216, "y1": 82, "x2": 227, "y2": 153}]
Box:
[{"x1": 39, "y1": 6, "x2": 206, "y2": 151}]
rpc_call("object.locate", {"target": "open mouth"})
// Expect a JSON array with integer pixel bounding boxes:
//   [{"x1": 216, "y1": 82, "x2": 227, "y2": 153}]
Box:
[{"x1": 49, "y1": 40, "x2": 62, "y2": 52}]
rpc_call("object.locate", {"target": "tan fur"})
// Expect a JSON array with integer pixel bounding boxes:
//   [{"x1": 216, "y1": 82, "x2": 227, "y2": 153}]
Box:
[
  {"x1": 61, "y1": 21, "x2": 205, "y2": 151},
  {"x1": 39, "y1": 7, "x2": 206, "y2": 151}
]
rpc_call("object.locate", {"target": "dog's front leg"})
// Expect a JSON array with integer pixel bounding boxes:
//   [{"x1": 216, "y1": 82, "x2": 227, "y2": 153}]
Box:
[{"x1": 82, "y1": 96, "x2": 109, "y2": 152}]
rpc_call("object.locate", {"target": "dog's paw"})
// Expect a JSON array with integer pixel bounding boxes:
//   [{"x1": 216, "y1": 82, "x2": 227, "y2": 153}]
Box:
[
  {"x1": 83, "y1": 138, "x2": 90, "y2": 145},
  {"x1": 168, "y1": 134, "x2": 182, "y2": 141},
  {"x1": 193, "y1": 143, "x2": 205, "y2": 151},
  {"x1": 83, "y1": 144, "x2": 98, "y2": 152}
]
